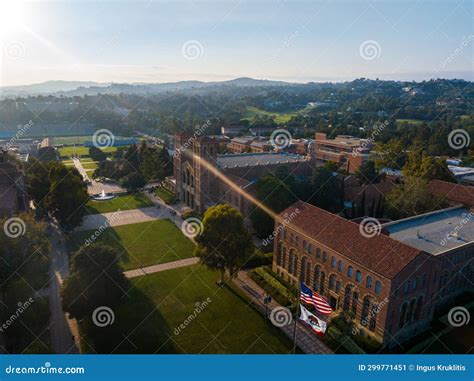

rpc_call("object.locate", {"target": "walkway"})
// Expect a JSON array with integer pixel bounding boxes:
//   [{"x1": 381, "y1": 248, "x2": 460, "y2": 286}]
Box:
[
  {"x1": 72, "y1": 158, "x2": 124, "y2": 196},
  {"x1": 49, "y1": 224, "x2": 80, "y2": 354},
  {"x1": 124, "y1": 257, "x2": 199, "y2": 278},
  {"x1": 233, "y1": 271, "x2": 333, "y2": 354}
]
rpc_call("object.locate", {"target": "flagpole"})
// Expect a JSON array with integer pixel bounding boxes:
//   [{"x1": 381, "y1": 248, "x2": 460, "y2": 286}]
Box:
[{"x1": 292, "y1": 280, "x2": 300, "y2": 354}]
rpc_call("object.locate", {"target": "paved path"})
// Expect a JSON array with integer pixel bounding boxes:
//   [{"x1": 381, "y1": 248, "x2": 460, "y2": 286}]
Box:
[
  {"x1": 233, "y1": 271, "x2": 332, "y2": 354},
  {"x1": 75, "y1": 206, "x2": 179, "y2": 232},
  {"x1": 72, "y1": 158, "x2": 125, "y2": 196},
  {"x1": 48, "y1": 225, "x2": 80, "y2": 354},
  {"x1": 124, "y1": 257, "x2": 199, "y2": 278}
]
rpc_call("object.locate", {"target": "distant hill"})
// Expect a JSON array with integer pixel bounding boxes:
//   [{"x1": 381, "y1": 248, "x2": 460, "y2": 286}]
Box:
[{"x1": 0, "y1": 80, "x2": 110, "y2": 97}]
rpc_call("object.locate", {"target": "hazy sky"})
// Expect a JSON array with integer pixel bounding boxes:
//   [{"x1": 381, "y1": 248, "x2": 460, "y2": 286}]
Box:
[{"x1": 0, "y1": 0, "x2": 472, "y2": 86}]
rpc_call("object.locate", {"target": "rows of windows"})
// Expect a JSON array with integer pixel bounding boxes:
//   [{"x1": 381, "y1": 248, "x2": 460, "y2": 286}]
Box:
[
  {"x1": 399, "y1": 296, "x2": 424, "y2": 328},
  {"x1": 276, "y1": 241, "x2": 383, "y2": 295}
]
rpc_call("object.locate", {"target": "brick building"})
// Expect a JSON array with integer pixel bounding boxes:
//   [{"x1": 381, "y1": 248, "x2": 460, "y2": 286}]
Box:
[
  {"x1": 272, "y1": 201, "x2": 473, "y2": 347},
  {"x1": 314, "y1": 133, "x2": 371, "y2": 173}
]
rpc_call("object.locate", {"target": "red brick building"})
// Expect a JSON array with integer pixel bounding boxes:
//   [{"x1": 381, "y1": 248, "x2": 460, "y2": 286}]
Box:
[
  {"x1": 272, "y1": 201, "x2": 473, "y2": 347},
  {"x1": 314, "y1": 133, "x2": 371, "y2": 173}
]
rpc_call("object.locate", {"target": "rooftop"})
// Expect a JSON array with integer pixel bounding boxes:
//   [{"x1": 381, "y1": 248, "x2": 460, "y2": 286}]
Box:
[
  {"x1": 217, "y1": 152, "x2": 307, "y2": 168},
  {"x1": 428, "y1": 180, "x2": 474, "y2": 208},
  {"x1": 383, "y1": 206, "x2": 474, "y2": 255},
  {"x1": 278, "y1": 201, "x2": 422, "y2": 279}
]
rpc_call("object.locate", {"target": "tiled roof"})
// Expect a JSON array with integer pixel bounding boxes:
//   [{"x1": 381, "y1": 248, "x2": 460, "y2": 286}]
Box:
[
  {"x1": 428, "y1": 180, "x2": 474, "y2": 208},
  {"x1": 278, "y1": 201, "x2": 423, "y2": 279}
]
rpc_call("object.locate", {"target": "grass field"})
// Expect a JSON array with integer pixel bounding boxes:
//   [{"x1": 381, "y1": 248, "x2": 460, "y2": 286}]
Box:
[
  {"x1": 395, "y1": 119, "x2": 425, "y2": 126},
  {"x1": 85, "y1": 193, "x2": 153, "y2": 214},
  {"x1": 69, "y1": 219, "x2": 194, "y2": 270},
  {"x1": 80, "y1": 265, "x2": 294, "y2": 354},
  {"x1": 242, "y1": 106, "x2": 298, "y2": 124},
  {"x1": 54, "y1": 136, "x2": 92, "y2": 145},
  {"x1": 155, "y1": 187, "x2": 176, "y2": 204},
  {"x1": 58, "y1": 145, "x2": 119, "y2": 158},
  {"x1": 81, "y1": 161, "x2": 99, "y2": 170}
]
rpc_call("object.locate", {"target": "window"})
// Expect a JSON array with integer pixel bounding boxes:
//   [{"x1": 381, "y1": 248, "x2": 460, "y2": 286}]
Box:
[
  {"x1": 404, "y1": 281, "x2": 409, "y2": 294},
  {"x1": 303, "y1": 240, "x2": 307, "y2": 251},
  {"x1": 338, "y1": 260, "x2": 344, "y2": 272},
  {"x1": 366, "y1": 276, "x2": 372, "y2": 289},
  {"x1": 375, "y1": 281, "x2": 382, "y2": 295},
  {"x1": 331, "y1": 256, "x2": 337, "y2": 268},
  {"x1": 277, "y1": 243, "x2": 282, "y2": 266},
  {"x1": 300, "y1": 257, "x2": 307, "y2": 283},
  {"x1": 282, "y1": 247, "x2": 287, "y2": 269},
  {"x1": 414, "y1": 296, "x2": 423, "y2": 321},
  {"x1": 356, "y1": 270, "x2": 362, "y2": 282},
  {"x1": 290, "y1": 234, "x2": 294, "y2": 244},
  {"x1": 313, "y1": 265, "x2": 320, "y2": 291},
  {"x1": 320, "y1": 272, "x2": 326, "y2": 294},
  {"x1": 293, "y1": 255, "x2": 298, "y2": 276},
  {"x1": 329, "y1": 274, "x2": 336, "y2": 290},
  {"x1": 336, "y1": 281, "x2": 342, "y2": 293},
  {"x1": 295, "y1": 236, "x2": 299, "y2": 247},
  {"x1": 308, "y1": 244, "x2": 313, "y2": 255},
  {"x1": 289, "y1": 250, "x2": 294, "y2": 273},
  {"x1": 283, "y1": 230, "x2": 287, "y2": 240},
  {"x1": 316, "y1": 248, "x2": 321, "y2": 259},
  {"x1": 399, "y1": 303, "x2": 407, "y2": 328},
  {"x1": 347, "y1": 266, "x2": 353, "y2": 278},
  {"x1": 361, "y1": 297, "x2": 371, "y2": 325},
  {"x1": 412, "y1": 277, "x2": 418, "y2": 290},
  {"x1": 323, "y1": 252, "x2": 328, "y2": 262},
  {"x1": 352, "y1": 292, "x2": 358, "y2": 314}
]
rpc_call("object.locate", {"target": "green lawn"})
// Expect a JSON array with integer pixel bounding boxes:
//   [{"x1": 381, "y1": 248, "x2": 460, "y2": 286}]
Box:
[
  {"x1": 80, "y1": 265, "x2": 294, "y2": 354},
  {"x1": 80, "y1": 161, "x2": 99, "y2": 170},
  {"x1": 242, "y1": 106, "x2": 297, "y2": 124},
  {"x1": 58, "y1": 145, "x2": 118, "y2": 158},
  {"x1": 69, "y1": 219, "x2": 194, "y2": 270},
  {"x1": 395, "y1": 118, "x2": 425, "y2": 126},
  {"x1": 54, "y1": 136, "x2": 92, "y2": 145},
  {"x1": 155, "y1": 187, "x2": 176, "y2": 204},
  {"x1": 85, "y1": 193, "x2": 153, "y2": 214}
]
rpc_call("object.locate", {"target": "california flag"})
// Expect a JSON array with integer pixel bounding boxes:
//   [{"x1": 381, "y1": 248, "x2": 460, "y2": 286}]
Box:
[{"x1": 299, "y1": 304, "x2": 327, "y2": 335}]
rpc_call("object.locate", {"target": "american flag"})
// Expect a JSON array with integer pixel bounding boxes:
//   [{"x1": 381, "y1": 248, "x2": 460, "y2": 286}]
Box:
[{"x1": 300, "y1": 282, "x2": 333, "y2": 315}]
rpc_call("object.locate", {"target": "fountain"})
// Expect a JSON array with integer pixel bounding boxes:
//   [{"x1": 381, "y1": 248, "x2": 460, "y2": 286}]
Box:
[{"x1": 92, "y1": 189, "x2": 115, "y2": 201}]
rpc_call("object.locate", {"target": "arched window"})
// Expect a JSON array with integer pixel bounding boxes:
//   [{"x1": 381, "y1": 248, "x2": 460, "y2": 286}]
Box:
[
  {"x1": 352, "y1": 292, "x2": 359, "y2": 314},
  {"x1": 277, "y1": 242, "x2": 282, "y2": 266},
  {"x1": 313, "y1": 265, "x2": 321, "y2": 291},
  {"x1": 369, "y1": 303, "x2": 377, "y2": 331},
  {"x1": 366, "y1": 276, "x2": 372, "y2": 289},
  {"x1": 316, "y1": 248, "x2": 321, "y2": 259},
  {"x1": 406, "y1": 299, "x2": 416, "y2": 324},
  {"x1": 289, "y1": 250, "x2": 294, "y2": 274},
  {"x1": 323, "y1": 252, "x2": 328, "y2": 262},
  {"x1": 306, "y1": 264, "x2": 311, "y2": 286},
  {"x1": 356, "y1": 270, "x2": 362, "y2": 282},
  {"x1": 308, "y1": 244, "x2": 313, "y2": 255},
  {"x1": 336, "y1": 281, "x2": 342, "y2": 293},
  {"x1": 320, "y1": 272, "x2": 326, "y2": 293},
  {"x1": 399, "y1": 303, "x2": 407, "y2": 328},
  {"x1": 375, "y1": 281, "x2": 382, "y2": 294},
  {"x1": 290, "y1": 234, "x2": 294, "y2": 244},
  {"x1": 295, "y1": 236, "x2": 299, "y2": 247},
  {"x1": 347, "y1": 266, "x2": 353, "y2": 278},
  {"x1": 343, "y1": 286, "x2": 352, "y2": 311},
  {"x1": 338, "y1": 260, "x2": 344, "y2": 272},
  {"x1": 329, "y1": 274, "x2": 336, "y2": 290},
  {"x1": 361, "y1": 297, "x2": 371, "y2": 325},
  {"x1": 303, "y1": 240, "x2": 307, "y2": 251},
  {"x1": 300, "y1": 256, "x2": 307, "y2": 283},
  {"x1": 293, "y1": 254, "x2": 298, "y2": 276},
  {"x1": 331, "y1": 256, "x2": 337, "y2": 268},
  {"x1": 282, "y1": 247, "x2": 287, "y2": 269},
  {"x1": 414, "y1": 296, "x2": 423, "y2": 321},
  {"x1": 412, "y1": 277, "x2": 418, "y2": 290},
  {"x1": 283, "y1": 229, "x2": 287, "y2": 239}
]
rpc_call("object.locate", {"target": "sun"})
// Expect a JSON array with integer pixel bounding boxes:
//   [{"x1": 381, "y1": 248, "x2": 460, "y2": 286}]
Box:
[{"x1": 0, "y1": 0, "x2": 26, "y2": 38}]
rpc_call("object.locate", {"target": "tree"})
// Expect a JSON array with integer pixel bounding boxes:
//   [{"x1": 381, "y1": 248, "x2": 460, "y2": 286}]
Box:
[
  {"x1": 355, "y1": 160, "x2": 383, "y2": 185},
  {"x1": 385, "y1": 177, "x2": 448, "y2": 220},
  {"x1": 310, "y1": 166, "x2": 343, "y2": 212},
  {"x1": 195, "y1": 204, "x2": 253, "y2": 284},
  {"x1": 44, "y1": 164, "x2": 89, "y2": 229},
  {"x1": 121, "y1": 171, "x2": 146, "y2": 191},
  {"x1": 24, "y1": 158, "x2": 51, "y2": 213},
  {"x1": 62, "y1": 244, "x2": 130, "y2": 320},
  {"x1": 89, "y1": 146, "x2": 107, "y2": 162}
]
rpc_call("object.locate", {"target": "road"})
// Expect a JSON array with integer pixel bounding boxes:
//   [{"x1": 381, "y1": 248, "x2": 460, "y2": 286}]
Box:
[
  {"x1": 48, "y1": 224, "x2": 80, "y2": 354},
  {"x1": 124, "y1": 257, "x2": 199, "y2": 278}
]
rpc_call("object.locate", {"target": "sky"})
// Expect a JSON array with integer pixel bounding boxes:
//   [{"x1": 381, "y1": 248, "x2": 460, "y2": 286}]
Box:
[{"x1": 0, "y1": 0, "x2": 472, "y2": 87}]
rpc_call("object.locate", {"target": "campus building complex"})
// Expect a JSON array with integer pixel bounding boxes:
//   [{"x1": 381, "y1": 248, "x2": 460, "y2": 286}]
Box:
[{"x1": 272, "y1": 199, "x2": 473, "y2": 347}]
